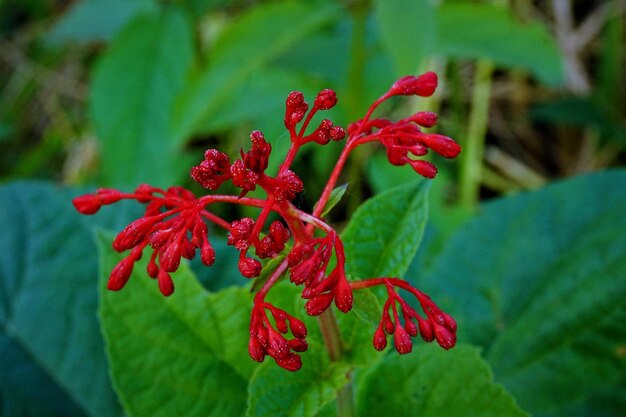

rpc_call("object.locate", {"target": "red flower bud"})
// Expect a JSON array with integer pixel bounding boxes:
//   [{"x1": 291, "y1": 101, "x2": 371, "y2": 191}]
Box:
[
  {"x1": 269, "y1": 221, "x2": 290, "y2": 245},
  {"x1": 248, "y1": 336, "x2": 265, "y2": 362},
  {"x1": 243, "y1": 130, "x2": 271, "y2": 172},
  {"x1": 147, "y1": 256, "x2": 159, "y2": 278},
  {"x1": 239, "y1": 257, "x2": 261, "y2": 278},
  {"x1": 113, "y1": 216, "x2": 159, "y2": 252},
  {"x1": 394, "y1": 323, "x2": 413, "y2": 354},
  {"x1": 405, "y1": 318, "x2": 419, "y2": 337},
  {"x1": 273, "y1": 169, "x2": 303, "y2": 201},
  {"x1": 314, "y1": 89, "x2": 337, "y2": 110},
  {"x1": 228, "y1": 218, "x2": 255, "y2": 250},
  {"x1": 417, "y1": 316, "x2": 434, "y2": 342},
  {"x1": 330, "y1": 126, "x2": 346, "y2": 141},
  {"x1": 383, "y1": 309, "x2": 395, "y2": 334},
  {"x1": 254, "y1": 324, "x2": 269, "y2": 346},
  {"x1": 304, "y1": 292, "x2": 334, "y2": 316},
  {"x1": 107, "y1": 257, "x2": 134, "y2": 290},
  {"x1": 230, "y1": 159, "x2": 258, "y2": 192},
  {"x1": 442, "y1": 312, "x2": 457, "y2": 332},
  {"x1": 420, "y1": 134, "x2": 461, "y2": 158},
  {"x1": 390, "y1": 72, "x2": 438, "y2": 97},
  {"x1": 191, "y1": 149, "x2": 231, "y2": 190},
  {"x1": 268, "y1": 328, "x2": 289, "y2": 359},
  {"x1": 408, "y1": 159, "x2": 438, "y2": 178},
  {"x1": 284, "y1": 91, "x2": 308, "y2": 129},
  {"x1": 288, "y1": 317, "x2": 307, "y2": 339},
  {"x1": 72, "y1": 194, "x2": 102, "y2": 215},
  {"x1": 96, "y1": 188, "x2": 124, "y2": 204},
  {"x1": 157, "y1": 269, "x2": 174, "y2": 296},
  {"x1": 411, "y1": 111, "x2": 438, "y2": 128},
  {"x1": 333, "y1": 276, "x2": 353, "y2": 313},
  {"x1": 159, "y1": 241, "x2": 182, "y2": 273},
  {"x1": 433, "y1": 322, "x2": 456, "y2": 350},
  {"x1": 287, "y1": 338, "x2": 308, "y2": 352},
  {"x1": 181, "y1": 239, "x2": 195, "y2": 260},
  {"x1": 274, "y1": 315, "x2": 289, "y2": 334},
  {"x1": 274, "y1": 352, "x2": 302, "y2": 372},
  {"x1": 134, "y1": 184, "x2": 154, "y2": 202},
  {"x1": 200, "y1": 240, "x2": 215, "y2": 266},
  {"x1": 373, "y1": 325, "x2": 387, "y2": 351}
]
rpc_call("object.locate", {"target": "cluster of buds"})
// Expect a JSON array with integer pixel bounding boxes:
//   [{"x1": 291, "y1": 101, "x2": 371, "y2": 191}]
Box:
[
  {"x1": 73, "y1": 71, "x2": 461, "y2": 371},
  {"x1": 248, "y1": 298, "x2": 308, "y2": 371},
  {"x1": 288, "y1": 233, "x2": 353, "y2": 316},
  {"x1": 361, "y1": 278, "x2": 457, "y2": 354}
]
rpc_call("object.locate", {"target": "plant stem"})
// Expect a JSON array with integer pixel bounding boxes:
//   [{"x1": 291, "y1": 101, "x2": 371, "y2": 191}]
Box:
[
  {"x1": 317, "y1": 309, "x2": 355, "y2": 417},
  {"x1": 344, "y1": 1, "x2": 368, "y2": 217},
  {"x1": 317, "y1": 309, "x2": 342, "y2": 361},
  {"x1": 336, "y1": 376, "x2": 355, "y2": 417},
  {"x1": 459, "y1": 59, "x2": 493, "y2": 208}
]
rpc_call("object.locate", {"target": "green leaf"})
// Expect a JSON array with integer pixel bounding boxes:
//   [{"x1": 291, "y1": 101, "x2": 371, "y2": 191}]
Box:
[
  {"x1": 173, "y1": 2, "x2": 340, "y2": 140},
  {"x1": 366, "y1": 151, "x2": 419, "y2": 194},
  {"x1": 334, "y1": 288, "x2": 385, "y2": 368},
  {"x1": 0, "y1": 181, "x2": 123, "y2": 417},
  {"x1": 350, "y1": 288, "x2": 381, "y2": 327},
  {"x1": 98, "y1": 233, "x2": 255, "y2": 417},
  {"x1": 341, "y1": 180, "x2": 430, "y2": 279},
  {"x1": 532, "y1": 96, "x2": 626, "y2": 146},
  {"x1": 437, "y1": 4, "x2": 564, "y2": 86},
  {"x1": 316, "y1": 183, "x2": 349, "y2": 218},
  {"x1": 47, "y1": 0, "x2": 158, "y2": 45},
  {"x1": 356, "y1": 344, "x2": 529, "y2": 417},
  {"x1": 90, "y1": 7, "x2": 194, "y2": 187},
  {"x1": 422, "y1": 170, "x2": 626, "y2": 416},
  {"x1": 247, "y1": 349, "x2": 350, "y2": 417},
  {"x1": 372, "y1": 0, "x2": 437, "y2": 75}
]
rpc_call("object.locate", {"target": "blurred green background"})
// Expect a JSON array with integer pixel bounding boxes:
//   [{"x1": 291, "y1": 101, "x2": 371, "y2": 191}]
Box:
[{"x1": 0, "y1": 1, "x2": 625, "y2": 416}]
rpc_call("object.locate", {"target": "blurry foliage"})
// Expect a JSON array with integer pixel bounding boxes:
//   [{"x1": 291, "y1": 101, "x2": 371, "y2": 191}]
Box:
[{"x1": 1, "y1": 0, "x2": 625, "y2": 417}]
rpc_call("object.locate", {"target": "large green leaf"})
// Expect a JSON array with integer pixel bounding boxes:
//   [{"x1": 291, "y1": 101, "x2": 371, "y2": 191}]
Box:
[
  {"x1": 422, "y1": 170, "x2": 626, "y2": 416},
  {"x1": 0, "y1": 181, "x2": 123, "y2": 417},
  {"x1": 372, "y1": 0, "x2": 437, "y2": 75},
  {"x1": 90, "y1": 7, "x2": 193, "y2": 187},
  {"x1": 246, "y1": 349, "x2": 350, "y2": 417},
  {"x1": 437, "y1": 4, "x2": 563, "y2": 86},
  {"x1": 172, "y1": 2, "x2": 339, "y2": 140},
  {"x1": 47, "y1": 0, "x2": 158, "y2": 44},
  {"x1": 98, "y1": 233, "x2": 254, "y2": 417},
  {"x1": 341, "y1": 180, "x2": 430, "y2": 279},
  {"x1": 356, "y1": 344, "x2": 528, "y2": 417}
]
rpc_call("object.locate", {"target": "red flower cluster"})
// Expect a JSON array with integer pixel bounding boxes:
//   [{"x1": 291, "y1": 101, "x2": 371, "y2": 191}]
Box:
[
  {"x1": 360, "y1": 278, "x2": 457, "y2": 354},
  {"x1": 73, "y1": 72, "x2": 461, "y2": 371},
  {"x1": 249, "y1": 298, "x2": 308, "y2": 371}
]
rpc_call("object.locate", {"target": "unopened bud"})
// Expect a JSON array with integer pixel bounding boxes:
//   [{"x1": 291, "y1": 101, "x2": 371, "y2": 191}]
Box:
[
  {"x1": 314, "y1": 89, "x2": 337, "y2": 110},
  {"x1": 434, "y1": 322, "x2": 456, "y2": 350},
  {"x1": 107, "y1": 257, "x2": 134, "y2": 290},
  {"x1": 239, "y1": 257, "x2": 261, "y2": 278},
  {"x1": 373, "y1": 325, "x2": 387, "y2": 351},
  {"x1": 72, "y1": 194, "x2": 102, "y2": 215},
  {"x1": 274, "y1": 352, "x2": 302, "y2": 372},
  {"x1": 288, "y1": 317, "x2": 307, "y2": 339},
  {"x1": 408, "y1": 159, "x2": 438, "y2": 178},
  {"x1": 248, "y1": 336, "x2": 266, "y2": 362},
  {"x1": 157, "y1": 269, "x2": 174, "y2": 296},
  {"x1": 394, "y1": 324, "x2": 413, "y2": 354},
  {"x1": 333, "y1": 277, "x2": 353, "y2": 313},
  {"x1": 304, "y1": 292, "x2": 334, "y2": 316}
]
